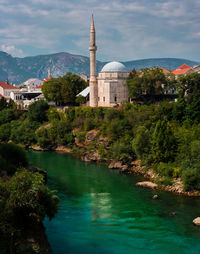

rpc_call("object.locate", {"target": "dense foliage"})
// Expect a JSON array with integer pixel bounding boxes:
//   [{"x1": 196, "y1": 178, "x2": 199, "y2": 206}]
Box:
[
  {"x1": 126, "y1": 68, "x2": 176, "y2": 103},
  {"x1": 1, "y1": 71, "x2": 200, "y2": 193},
  {"x1": 42, "y1": 72, "x2": 87, "y2": 105},
  {"x1": 0, "y1": 143, "x2": 59, "y2": 253}
]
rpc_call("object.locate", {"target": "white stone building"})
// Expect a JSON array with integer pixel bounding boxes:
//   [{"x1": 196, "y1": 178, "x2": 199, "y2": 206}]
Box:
[
  {"x1": 0, "y1": 81, "x2": 19, "y2": 100},
  {"x1": 97, "y1": 62, "x2": 129, "y2": 107},
  {"x1": 88, "y1": 16, "x2": 129, "y2": 107}
]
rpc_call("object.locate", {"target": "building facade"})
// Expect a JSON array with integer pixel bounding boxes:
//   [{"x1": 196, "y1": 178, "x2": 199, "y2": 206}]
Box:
[{"x1": 0, "y1": 82, "x2": 19, "y2": 100}]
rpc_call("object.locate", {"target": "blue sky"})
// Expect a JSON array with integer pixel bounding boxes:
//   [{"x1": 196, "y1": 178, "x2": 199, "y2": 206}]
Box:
[{"x1": 0, "y1": 0, "x2": 200, "y2": 61}]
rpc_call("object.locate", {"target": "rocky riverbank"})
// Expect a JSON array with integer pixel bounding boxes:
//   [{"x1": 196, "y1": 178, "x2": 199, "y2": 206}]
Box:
[{"x1": 30, "y1": 129, "x2": 200, "y2": 197}]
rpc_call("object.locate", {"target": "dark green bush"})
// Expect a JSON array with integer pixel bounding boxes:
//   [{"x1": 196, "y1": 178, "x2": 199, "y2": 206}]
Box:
[
  {"x1": 28, "y1": 100, "x2": 49, "y2": 123},
  {"x1": 182, "y1": 169, "x2": 200, "y2": 191},
  {"x1": 0, "y1": 143, "x2": 27, "y2": 175}
]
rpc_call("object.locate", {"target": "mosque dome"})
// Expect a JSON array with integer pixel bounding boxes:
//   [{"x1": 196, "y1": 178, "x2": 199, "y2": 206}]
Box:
[{"x1": 101, "y1": 61, "x2": 127, "y2": 72}]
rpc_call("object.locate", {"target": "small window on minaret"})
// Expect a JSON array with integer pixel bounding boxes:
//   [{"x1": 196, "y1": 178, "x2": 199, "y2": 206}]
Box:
[
  {"x1": 103, "y1": 97, "x2": 105, "y2": 102},
  {"x1": 114, "y1": 96, "x2": 117, "y2": 102},
  {"x1": 98, "y1": 97, "x2": 100, "y2": 101}
]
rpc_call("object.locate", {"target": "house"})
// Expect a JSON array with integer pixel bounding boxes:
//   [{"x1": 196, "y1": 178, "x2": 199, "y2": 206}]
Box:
[{"x1": 0, "y1": 81, "x2": 19, "y2": 100}]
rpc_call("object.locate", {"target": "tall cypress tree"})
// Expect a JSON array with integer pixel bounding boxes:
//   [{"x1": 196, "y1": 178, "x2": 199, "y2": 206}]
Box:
[{"x1": 151, "y1": 117, "x2": 177, "y2": 163}]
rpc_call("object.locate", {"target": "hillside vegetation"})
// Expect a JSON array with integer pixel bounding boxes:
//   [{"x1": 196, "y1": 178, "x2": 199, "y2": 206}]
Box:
[{"x1": 1, "y1": 71, "x2": 200, "y2": 193}]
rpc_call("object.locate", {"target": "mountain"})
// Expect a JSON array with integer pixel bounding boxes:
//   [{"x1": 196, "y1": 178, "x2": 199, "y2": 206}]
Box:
[
  {"x1": 123, "y1": 58, "x2": 199, "y2": 71},
  {"x1": 0, "y1": 51, "x2": 199, "y2": 84}
]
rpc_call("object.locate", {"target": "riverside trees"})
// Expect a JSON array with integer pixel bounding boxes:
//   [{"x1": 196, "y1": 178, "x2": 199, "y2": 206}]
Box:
[{"x1": 0, "y1": 143, "x2": 59, "y2": 253}]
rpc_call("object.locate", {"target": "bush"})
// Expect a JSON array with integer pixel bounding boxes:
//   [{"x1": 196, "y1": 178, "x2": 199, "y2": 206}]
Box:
[
  {"x1": 182, "y1": 169, "x2": 200, "y2": 191},
  {"x1": 151, "y1": 118, "x2": 177, "y2": 163},
  {"x1": 111, "y1": 141, "x2": 134, "y2": 162},
  {"x1": 47, "y1": 107, "x2": 60, "y2": 122},
  {"x1": 28, "y1": 100, "x2": 49, "y2": 123},
  {"x1": 0, "y1": 123, "x2": 11, "y2": 142},
  {"x1": 0, "y1": 169, "x2": 59, "y2": 235},
  {"x1": 36, "y1": 127, "x2": 52, "y2": 149},
  {"x1": 0, "y1": 109, "x2": 15, "y2": 125},
  {"x1": 0, "y1": 143, "x2": 27, "y2": 175},
  {"x1": 132, "y1": 126, "x2": 151, "y2": 162},
  {"x1": 156, "y1": 162, "x2": 180, "y2": 178},
  {"x1": 76, "y1": 131, "x2": 86, "y2": 143}
]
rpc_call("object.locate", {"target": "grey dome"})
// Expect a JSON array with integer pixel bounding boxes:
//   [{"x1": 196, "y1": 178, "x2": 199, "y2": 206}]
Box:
[{"x1": 101, "y1": 61, "x2": 127, "y2": 72}]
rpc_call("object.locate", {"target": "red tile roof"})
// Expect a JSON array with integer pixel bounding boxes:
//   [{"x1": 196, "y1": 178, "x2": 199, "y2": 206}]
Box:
[
  {"x1": 0, "y1": 81, "x2": 18, "y2": 89},
  {"x1": 172, "y1": 67, "x2": 191, "y2": 75},
  {"x1": 178, "y1": 64, "x2": 190, "y2": 69},
  {"x1": 42, "y1": 78, "x2": 51, "y2": 82},
  {"x1": 36, "y1": 85, "x2": 43, "y2": 89}
]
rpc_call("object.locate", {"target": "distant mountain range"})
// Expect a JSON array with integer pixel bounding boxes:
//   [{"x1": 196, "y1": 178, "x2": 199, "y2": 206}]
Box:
[{"x1": 0, "y1": 51, "x2": 199, "y2": 84}]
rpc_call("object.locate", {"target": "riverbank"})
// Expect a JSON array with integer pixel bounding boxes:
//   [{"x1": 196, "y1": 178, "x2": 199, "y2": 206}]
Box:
[{"x1": 30, "y1": 142, "x2": 200, "y2": 197}]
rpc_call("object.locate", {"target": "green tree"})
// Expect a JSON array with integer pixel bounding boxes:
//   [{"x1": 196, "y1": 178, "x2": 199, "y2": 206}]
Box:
[
  {"x1": 0, "y1": 97, "x2": 7, "y2": 111},
  {"x1": 0, "y1": 143, "x2": 27, "y2": 175},
  {"x1": 42, "y1": 78, "x2": 62, "y2": 105},
  {"x1": 0, "y1": 123, "x2": 11, "y2": 142},
  {"x1": 28, "y1": 100, "x2": 49, "y2": 123},
  {"x1": 0, "y1": 169, "x2": 59, "y2": 248},
  {"x1": 0, "y1": 108, "x2": 15, "y2": 125},
  {"x1": 132, "y1": 126, "x2": 151, "y2": 162},
  {"x1": 176, "y1": 73, "x2": 200, "y2": 123},
  {"x1": 151, "y1": 118, "x2": 177, "y2": 163},
  {"x1": 126, "y1": 68, "x2": 172, "y2": 103},
  {"x1": 42, "y1": 72, "x2": 87, "y2": 105}
]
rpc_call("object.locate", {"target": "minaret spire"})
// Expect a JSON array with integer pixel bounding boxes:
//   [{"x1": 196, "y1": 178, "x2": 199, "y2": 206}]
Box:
[{"x1": 89, "y1": 14, "x2": 98, "y2": 107}]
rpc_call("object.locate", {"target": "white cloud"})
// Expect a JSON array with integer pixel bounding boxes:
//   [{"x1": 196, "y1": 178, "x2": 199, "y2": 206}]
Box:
[
  {"x1": 0, "y1": 0, "x2": 199, "y2": 60},
  {"x1": 1, "y1": 45, "x2": 24, "y2": 57}
]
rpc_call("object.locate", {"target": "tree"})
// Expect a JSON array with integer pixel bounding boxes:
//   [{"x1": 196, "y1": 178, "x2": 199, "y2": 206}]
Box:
[
  {"x1": 0, "y1": 97, "x2": 7, "y2": 111},
  {"x1": 0, "y1": 143, "x2": 28, "y2": 175},
  {"x1": 132, "y1": 126, "x2": 151, "y2": 162},
  {"x1": 28, "y1": 100, "x2": 49, "y2": 123},
  {"x1": 0, "y1": 108, "x2": 15, "y2": 125},
  {"x1": 42, "y1": 78, "x2": 62, "y2": 105},
  {"x1": 126, "y1": 68, "x2": 173, "y2": 103},
  {"x1": 176, "y1": 73, "x2": 200, "y2": 123},
  {"x1": 151, "y1": 117, "x2": 177, "y2": 163},
  {"x1": 42, "y1": 72, "x2": 87, "y2": 105},
  {"x1": 0, "y1": 170, "x2": 59, "y2": 245}
]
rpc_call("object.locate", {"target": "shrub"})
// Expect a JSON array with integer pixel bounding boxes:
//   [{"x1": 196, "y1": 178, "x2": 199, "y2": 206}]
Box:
[
  {"x1": 76, "y1": 132, "x2": 86, "y2": 143},
  {"x1": 156, "y1": 162, "x2": 180, "y2": 178},
  {"x1": 0, "y1": 143, "x2": 27, "y2": 175},
  {"x1": 151, "y1": 118, "x2": 177, "y2": 163},
  {"x1": 182, "y1": 169, "x2": 200, "y2": 191},
  {"x1": 0, "y1": 123, "x2": 11, "y2": 142},
  {"x1": 0, "y1": 169, "x2": 59, "y2": 235},
  {"x1": 28, "y1": 100, "x2": 49, "y2": 123},
  {"x1": 132, "y1": 126, "x2": 151, "y2": 162}
]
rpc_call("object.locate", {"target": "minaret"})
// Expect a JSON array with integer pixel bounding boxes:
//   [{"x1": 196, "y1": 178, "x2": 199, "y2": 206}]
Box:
[
  {"x1": 48, "y1": 68, "x2": 51, "y2": 78},
  {"x1": 89, "y1": 15, "x2": 98, "y2": 107}
]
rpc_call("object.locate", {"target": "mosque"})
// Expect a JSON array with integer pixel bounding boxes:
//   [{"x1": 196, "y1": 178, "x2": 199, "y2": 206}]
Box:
[{"x1": 88, "y1": 16, "x2": 129, "y2": 107}]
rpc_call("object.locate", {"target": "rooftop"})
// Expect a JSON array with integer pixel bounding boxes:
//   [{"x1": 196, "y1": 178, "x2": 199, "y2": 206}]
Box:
[
  {"x1": 101, "y1": 61, "x2": 128, "y2": 73},
  {"x1": 0, "y1": 81, "x2": 18, "y2": 89}
]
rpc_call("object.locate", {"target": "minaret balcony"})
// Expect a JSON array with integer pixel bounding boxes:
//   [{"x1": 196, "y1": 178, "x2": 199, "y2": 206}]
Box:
[{"x1": 89, "y1": 45, "x2": 97, "y2": 51}]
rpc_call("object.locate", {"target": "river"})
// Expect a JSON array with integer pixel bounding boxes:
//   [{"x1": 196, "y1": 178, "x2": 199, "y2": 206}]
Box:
[{"x1": 27, "y1": 150, "x2": 200, "y2": 254}]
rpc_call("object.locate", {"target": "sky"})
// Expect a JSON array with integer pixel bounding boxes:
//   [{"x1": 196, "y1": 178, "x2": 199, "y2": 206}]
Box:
[{"x1": 0, "y1": 0, "x2": 200, "y2": 62}]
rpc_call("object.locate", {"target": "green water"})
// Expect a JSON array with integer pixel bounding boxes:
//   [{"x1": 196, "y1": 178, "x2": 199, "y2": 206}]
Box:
[{"x1": 27, "y1": 150, "x2": 200, "y2": 254}]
